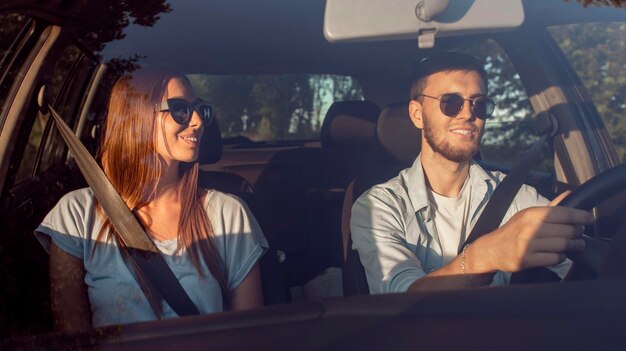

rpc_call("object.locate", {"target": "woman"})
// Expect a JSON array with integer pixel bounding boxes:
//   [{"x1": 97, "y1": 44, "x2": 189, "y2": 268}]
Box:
[{"x1": 35, "y1": 67, "x2": 267, "y2": 332}]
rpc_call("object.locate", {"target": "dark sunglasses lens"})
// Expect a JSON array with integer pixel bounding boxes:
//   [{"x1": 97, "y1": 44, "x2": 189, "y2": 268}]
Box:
[
  {"x1": 439, "y1": 94, "x2": 464, "y2": 116},
  {"x1": 168, "y1": 100, "x2": 191, "y2": 124},
  {"x1": 197, "y1": 104, "x2": 213, "y2": 123},
  {"x1": 473, "y1": 98, "x2": 495, "y2": 119}
]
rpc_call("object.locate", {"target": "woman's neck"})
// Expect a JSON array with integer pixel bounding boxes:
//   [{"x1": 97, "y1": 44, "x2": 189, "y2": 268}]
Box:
[
  {"x1": 150, "y1": 160, "x2": 182, "y2": 204},
  {"x1": 138, "y1": 162, "x2": 184, "y2": 240}
]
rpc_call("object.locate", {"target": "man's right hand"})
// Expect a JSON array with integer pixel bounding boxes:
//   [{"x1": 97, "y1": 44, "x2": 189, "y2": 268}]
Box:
[{"x1": 470, "y1": 192, "x2": 594, "y2": 273}]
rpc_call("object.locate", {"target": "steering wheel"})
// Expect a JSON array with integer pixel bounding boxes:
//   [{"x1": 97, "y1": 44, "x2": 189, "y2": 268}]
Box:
[
  {"x1": 512, "y1": 162, "x2": 626, "y2": 283},
  {"x1": 511, "y1": 163, "x2": 626, "y2": 284},
  {"x1": 560, "y1": 162, "x2": 626, "y2": 280}
]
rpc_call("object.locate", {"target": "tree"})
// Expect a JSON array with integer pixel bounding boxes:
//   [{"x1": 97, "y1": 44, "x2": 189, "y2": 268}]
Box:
[{"x1": 550, "y1": 22, "x2": 626, "y2": 163}]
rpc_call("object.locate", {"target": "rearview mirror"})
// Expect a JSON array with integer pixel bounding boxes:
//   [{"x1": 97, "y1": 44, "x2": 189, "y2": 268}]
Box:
[{"x1": 323, "y1": 0, "x2": 525, "y2": 48}]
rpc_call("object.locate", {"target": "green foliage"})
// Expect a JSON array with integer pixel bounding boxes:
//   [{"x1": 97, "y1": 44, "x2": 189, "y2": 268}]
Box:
[{"x1": 549, "y1": 23, "x2": 626, "y2": 163}]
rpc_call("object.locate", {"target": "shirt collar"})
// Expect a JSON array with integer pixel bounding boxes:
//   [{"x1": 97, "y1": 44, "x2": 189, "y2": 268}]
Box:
[{"x1": 402, "y1": 153, "x2": 497, "y2": 221}]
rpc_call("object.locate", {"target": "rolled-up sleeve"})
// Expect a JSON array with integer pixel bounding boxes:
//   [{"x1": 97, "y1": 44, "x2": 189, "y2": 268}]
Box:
[
  {"x1": 34, "y1": 190, "x2": 88, "y2": 259},
  {"x1": 350, "y1": 190, "x2": 425, "y2": 294},
  {"x1": 218, "y1": 194, "x2": 269, "y2": 291}
]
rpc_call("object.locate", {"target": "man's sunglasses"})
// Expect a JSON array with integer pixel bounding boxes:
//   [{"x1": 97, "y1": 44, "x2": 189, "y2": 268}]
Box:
[
  {"x1": 416, "y1": 93, "x2": 495, "y2": 120},
  {"x1": 155, "y1": 98, "x2": 213, "y2": 125}
]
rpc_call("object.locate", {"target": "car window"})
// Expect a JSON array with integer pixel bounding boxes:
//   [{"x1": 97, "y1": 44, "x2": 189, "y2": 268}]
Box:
[
  {"x1": 13, "y1": 43, "x2": 85, "y2": 184},
  {"x1": 0, "y1": 13, "x2": 29, "y2": 73},
  {"x1": 0, "y1": 12, "x2": 32, "y2": 106},
  {"x1": 456, "y1": 39, "x2": 554, "y2": 173},
  {"x1": 548, "y1": 22, "x2": 626, "y2": 165},
  {"x1": 188, "y1": 74, "x2": 363, "y2": 143}
]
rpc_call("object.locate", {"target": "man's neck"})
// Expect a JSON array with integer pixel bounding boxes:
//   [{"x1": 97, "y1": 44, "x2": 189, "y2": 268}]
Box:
[{"x1": 421, "y1": 149, "x2": 470, "y2": 197}]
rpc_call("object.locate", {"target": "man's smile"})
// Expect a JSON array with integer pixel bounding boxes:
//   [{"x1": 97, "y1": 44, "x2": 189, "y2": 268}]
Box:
[{"x1": 449, "y1": 127, "x2": 478, "y2": 138}]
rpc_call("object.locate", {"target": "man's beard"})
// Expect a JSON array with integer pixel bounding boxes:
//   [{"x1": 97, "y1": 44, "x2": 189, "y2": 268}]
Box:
[{"x1": 422, "y1": 113, "x2": 483, "y2": 163}]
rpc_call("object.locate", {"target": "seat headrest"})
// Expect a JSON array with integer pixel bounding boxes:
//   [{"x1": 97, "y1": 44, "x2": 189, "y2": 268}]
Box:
[
  {"x1": 198, "y1": 119, "x2": 222, "y2": 165},
  {"x1": 376, "y1": 102, "x2": 422, "y2": 166},
  {"x1": 320, "y1": 100, "x2": 380, "y2": 147}
]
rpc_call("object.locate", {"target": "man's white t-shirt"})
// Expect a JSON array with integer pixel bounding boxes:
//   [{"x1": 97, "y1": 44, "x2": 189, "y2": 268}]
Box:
[{"x1": 426, "y1": 177, "x2": 472, "y2": 264}]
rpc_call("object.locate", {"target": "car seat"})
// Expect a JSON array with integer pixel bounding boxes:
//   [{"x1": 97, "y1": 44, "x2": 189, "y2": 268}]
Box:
[
  {"x1": 286, "y1": 100, "x2": 381, "y2": 299},
  {"x1": 198, "y1": 119, "x2": 289, "y2": 305},
  {"x1": 312, "y1": 100, "x2": 381, "y2": 268},
  {"x1": 341, "y1": 102, "x2": 422, "y2": 295}
]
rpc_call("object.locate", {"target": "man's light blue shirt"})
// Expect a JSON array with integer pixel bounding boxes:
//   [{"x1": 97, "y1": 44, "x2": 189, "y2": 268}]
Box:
[{"x1": 350, "y1": 154, "x2": 570, "y2": 294}]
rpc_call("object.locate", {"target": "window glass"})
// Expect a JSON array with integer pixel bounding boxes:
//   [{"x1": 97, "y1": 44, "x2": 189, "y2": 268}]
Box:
[
  {"x1": 549, "y1": 22, "x2": 626, "y2": 164},
  {"x1": 0, "y1": 12, "x2": 32, "y2": 107},
  {"x1": 0, "y1": 12, "x2": 29, "y2": 70},
  {"x1": 456, "y1": 39, "x2": 554, "y2": 173},
  {"x1": 13, "y1": 44, "x2": 83, "y2": 184},
  {"x1": 37, "y1": 48, "x2": 94, "y2": 174},
  {"x1": 188, "y1": 74, "x2": 363, "y2": 143}
]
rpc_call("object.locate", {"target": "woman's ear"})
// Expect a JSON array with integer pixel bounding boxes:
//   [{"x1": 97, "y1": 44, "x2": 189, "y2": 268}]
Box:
[{"x1": 408, "y1": 99, "x2": 424, "y2": 129}]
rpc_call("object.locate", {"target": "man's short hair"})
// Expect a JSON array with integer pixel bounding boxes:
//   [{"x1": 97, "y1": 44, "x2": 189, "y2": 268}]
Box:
[{"x1": 409, "y1": 52, "x2": 488, "y2": 100}]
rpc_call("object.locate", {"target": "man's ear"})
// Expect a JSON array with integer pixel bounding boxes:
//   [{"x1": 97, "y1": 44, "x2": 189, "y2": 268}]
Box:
[{"x1": 409, "y1": 99, "x2": 424, "y2": 129}]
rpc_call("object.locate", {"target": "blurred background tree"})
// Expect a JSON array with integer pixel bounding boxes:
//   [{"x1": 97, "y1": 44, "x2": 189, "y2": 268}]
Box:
[{"x1": 550, "y1": 22, "x2": 626, "y2": 163}]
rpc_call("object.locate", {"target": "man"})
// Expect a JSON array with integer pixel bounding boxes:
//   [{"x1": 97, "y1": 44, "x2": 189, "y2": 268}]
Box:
[{"x1": 350, "y1": 52, "x2": 593, "y2": 293}]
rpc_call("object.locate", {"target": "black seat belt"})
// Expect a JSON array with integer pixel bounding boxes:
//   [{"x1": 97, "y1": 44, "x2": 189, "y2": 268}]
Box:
[
  {"x1": 458, "y1": 112, "x2": 558, "y2": 283},
  {"x1": 460, "y1": 133, "x2": 550, "y2": 249},
  {"x1": 41, "y1": 90, "x2": 200, "y2": 316}
]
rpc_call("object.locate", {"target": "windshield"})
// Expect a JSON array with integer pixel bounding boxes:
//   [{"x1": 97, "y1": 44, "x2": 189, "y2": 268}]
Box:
[{"x1": 2, "y1": 0, "x2": 626, "y2": 348}]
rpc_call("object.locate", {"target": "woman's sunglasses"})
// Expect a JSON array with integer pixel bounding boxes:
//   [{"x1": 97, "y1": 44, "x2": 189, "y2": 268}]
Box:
[
  {"x1": 416, "y1": 93, "x2": 495, "y2": 120},
  {"x1": 155, "y1": 98, "x2": 213, "y2": 125}
]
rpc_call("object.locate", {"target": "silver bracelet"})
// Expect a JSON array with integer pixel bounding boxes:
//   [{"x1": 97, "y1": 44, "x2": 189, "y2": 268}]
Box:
[{"x1": 461, "y1": 244, "x2": 480, "y2": 287}]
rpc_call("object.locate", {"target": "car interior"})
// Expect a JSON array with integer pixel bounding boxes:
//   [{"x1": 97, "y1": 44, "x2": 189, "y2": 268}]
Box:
[{"x1": 1, "y1": 0, "x2": 626, "y2": 348}]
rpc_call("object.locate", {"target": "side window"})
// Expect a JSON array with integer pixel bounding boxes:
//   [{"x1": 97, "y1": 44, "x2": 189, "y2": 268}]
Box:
[
  {"x1": 188, "y1": 74, "x2": 364, "y2": 143},
  {"x1": 37, "y1": 48, "x2": 95, "y2": 174},
  {"x1": 548, "y1": 22, "x2": 626, "y2": 165},
  {"x1": 456, "y1": 39, "x2": 554, "y2": 174},
  {"x1": 13, "y1": 44, "x2": 87, "y2": 184},
  {"x1": 0, "y1": 12, "x2": 30, "y2": 73},
  {"x1": 0, "y1": 12, "x2": 33, "y2": 105}
]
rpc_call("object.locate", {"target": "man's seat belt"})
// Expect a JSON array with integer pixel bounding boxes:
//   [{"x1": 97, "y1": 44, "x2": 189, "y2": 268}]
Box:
[
  {"x1": 458, "y1": 112, "x2": 558, "y2": 283},
  {"x1": 39, "y1": 87, "x2": 200, "y2": 316}
]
